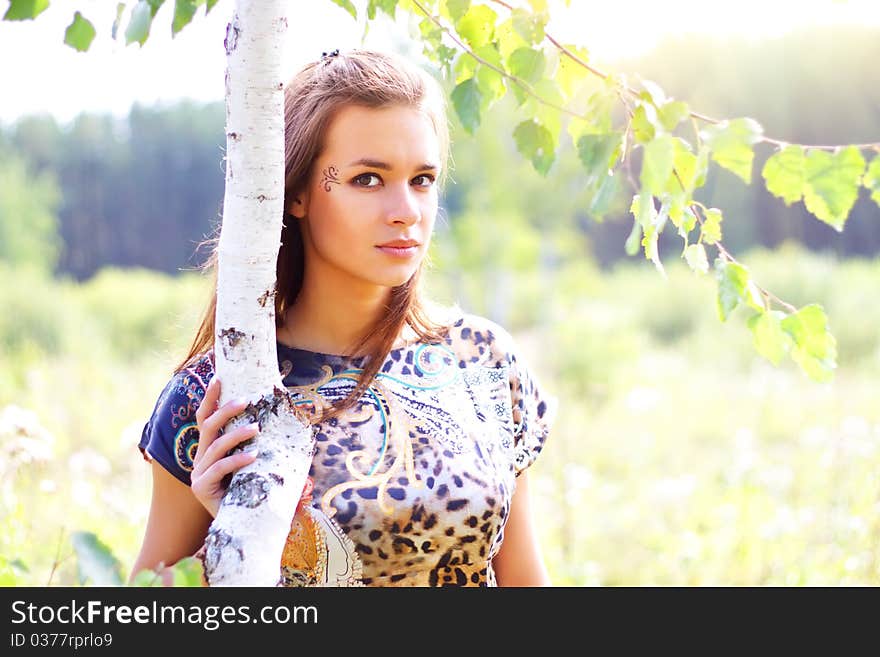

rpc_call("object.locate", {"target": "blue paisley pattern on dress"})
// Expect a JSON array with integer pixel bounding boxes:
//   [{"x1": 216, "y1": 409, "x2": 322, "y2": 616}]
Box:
[{"x1": 139, "y1": 312, "x2": 555, "y2": 587}]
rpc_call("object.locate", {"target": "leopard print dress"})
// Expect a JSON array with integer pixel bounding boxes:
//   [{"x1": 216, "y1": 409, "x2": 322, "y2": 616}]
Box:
[{"x1": 138, "y1": 312, "x2": 555, "y2": 586}]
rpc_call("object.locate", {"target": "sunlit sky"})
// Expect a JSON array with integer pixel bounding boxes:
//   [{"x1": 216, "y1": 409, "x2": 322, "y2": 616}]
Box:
[{"x1": 0, "y1": 0, "x2": 877, "y2": 124}]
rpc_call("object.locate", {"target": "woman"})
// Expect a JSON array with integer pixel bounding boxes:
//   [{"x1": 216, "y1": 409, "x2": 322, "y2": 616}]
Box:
[{"x1": 132, "y1": 49, "x2": 555, "y2": 587}]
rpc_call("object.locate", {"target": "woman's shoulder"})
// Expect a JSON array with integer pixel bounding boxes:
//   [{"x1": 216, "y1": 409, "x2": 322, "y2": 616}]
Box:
[
  {"x1": 155, "y1": 350, "x2": 216, "y2": 407},
  {"x1": 430, "y1": 305, "x2": 520, "y2": 367},
  {"x1": 176, "y1": 350, "x2": 216, "y2": 389},
  {"x1": 138, "y1": 350, "x2": 215, "y2": 486}
]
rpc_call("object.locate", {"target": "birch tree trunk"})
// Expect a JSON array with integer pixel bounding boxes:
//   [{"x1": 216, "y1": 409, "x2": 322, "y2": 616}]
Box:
[{"x1": 204, "y1": 0, "x2": 315, "y2": 586}]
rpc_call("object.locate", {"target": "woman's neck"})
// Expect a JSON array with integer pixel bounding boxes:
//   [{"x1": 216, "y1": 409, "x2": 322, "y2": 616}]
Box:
[{"x1": 278, "y1": 269, "x2": 393, "y2": 357}]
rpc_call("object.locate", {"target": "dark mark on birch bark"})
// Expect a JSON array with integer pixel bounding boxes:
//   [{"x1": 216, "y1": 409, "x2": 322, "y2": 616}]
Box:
[
  {"x1": 227, "y1": 131, "x2": 239, "y2": 141},
  {"x1": 241, "y1": 386, "x2": 289, "y2": 429},
  {"x1": 257, "y1": 194, "x2": 267, "y2": 202},
  {"x1": 258, "y1": 288, "x2": 276, "y2": 307},
  {"x1": 224, "y1": 472, "x2": 272, "y2": 508},
  {"x1": 204, "y1": 528, "x2": 244, "y2": 574},
  {"x1": 224, "y1": 17, "x2": 240, "y2": 54},
  {"x1": 268, "y1": 473, "x2": 284, "y2": 486},
  {"x1": 219, "y1": 327, "x2": 247, "y2": 358}
]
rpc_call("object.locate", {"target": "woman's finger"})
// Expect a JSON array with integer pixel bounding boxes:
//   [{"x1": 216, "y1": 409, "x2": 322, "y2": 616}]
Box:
[
  {"x1": 198, "y1": 451, "x2": 258, "y2": 492},
  {"x1": 199, "y1": 397, "x2": 249, "y2": 440},
  {"x1": 194, "y1": 375, "x2": 221, "y2": 426},
  {"x1": 200, "y1": 423, "x2": 259, "y2": 468},
  {"x1": 194, "y1": 398, "x2": 249, "y2": 466}
]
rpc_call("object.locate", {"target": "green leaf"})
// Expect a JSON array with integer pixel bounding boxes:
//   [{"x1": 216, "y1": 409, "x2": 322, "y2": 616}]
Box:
[
  {"x1": 556, "y1": 45, "x2": 589, "y2": 99},
  {"x1": 701, "y1": 117, "x2": 764, "y2": 184},
  {"x1": 495, "y1": 16, "x2": 527, "y2": 61},
  {"x1": 523, "y1": 78, "x2": 563, "y2": 141},
  {"x1": 865, "y1": 155, "x2": 880, "y2": 208},
  {"x1": 683, "y1": 206, "x2": 698, "y2": 234},
  {"x1": 206, "y1": 0, "x2": 219, "y2": 12},
  {"x1": 762, "y1": 145, "x2": 805, "y2": 206},
  {"x1": 64, "y1": 12, "x2": 96, "y2": 52},
  {"x1": 803, "y1": 146, "x2": 866, "y2": 231},
  {"x1": 472, "y1": 44, "x2": 505, "y2": 110},
  {"x1": 455, "y1": 3, "x2": 496, "y2": 48},
  {"x1": 421, "y1": 17, "x2": 445, "y2": 61},
  {"x1": 669, "y1": 138, "x2": 697, "y2": 192},
  {"x1": 511, "y1": 7, "x2": 546, "y2": 44},
  {"x1": 173, "y1": 0, "x2": 205, "y2": 36},
  {"x1": 640, "y1": 135, "x2": 675, "y2": 197},
  {"x1": 642, "y1": 223, "x2": 662, "y2": 271},
  {"x1": 624, "y1": 216, "x2": 642, "y2": 256},
  {"x1": 451, "y1": 77, "x2": 482, "y2": 134},
  {"x1": 3, "y1": 0, "x2": 49, "y2": 20},
  {"x1": 453, "y1": 50, "x2": 477, "y2": 83},
  {"x1": 443, "y1": 0, "x2": 470, "y2": 22},
  {"x1": 635, "y1": 189, "x2": 656, "y2": 230},
  {"x1": 684, "y1": 243, "x2": 709, "y2": 275},
  {"x1": 513, "y1": 119, "x2": 555, "y2": 175},
  {"x1": 638, "y1": 78, "x2": 667, "y2": 107},
  {"x1": 330, "y1": 0, "x2": 358, "y2": 19},
  {"x1": 588, "y1": 172, "x2": 619, "y2": 218},
  {"x1": 701, "y1": 207, "x2": 723, "y2": 244},
  {"x1": 71, "y1": 531, "x2": 124, "y2": 586},
  {"x1": 112, "y1": 3, "x2": 126, "y2": 39},
  {"x1": 367, "y1": 0, "x2": 398, "y2": 19},
  {"x1": 715, "y1": 258, "x2": 763, "y2": 321},
  {"x1": 657, "y1": 100, "x2": 689, "y2": 132},
  {"x1": 126, "y1": 1, "x2": 154, "y2": 46},
  {"x1": 747, "y1": 311, "x2": 793, "y2": 365},
  {"x1": 576, "y1": 133, "x2": 622, "y2": 183},
  {"x1": 508, "y1": 46, "x2": 545, "y2": 85},
  {"x1": 567, "y1": 94, "x2": 616, "y2": 143},
  {"x1": 0, "y1": 556, "x2": 28, "y2": 586},
  {"x1": 639, "y1": 198, "x2": 669, "y2": 274},
  {"x1": 476, "y1": 63, "x2": 506, "y2": 110},
  {"x1": 780, "y1": 304, "x2": 837, "y2": 382},
  {"x1": 146, "y1": 0, "x2": 166, "y2": 17},
  {"x1": 170, "y1": 556, "x2": 205, "y2": 587},
  {"x1": 631, "y1": 103, "x2": 657, "y2": 144}
]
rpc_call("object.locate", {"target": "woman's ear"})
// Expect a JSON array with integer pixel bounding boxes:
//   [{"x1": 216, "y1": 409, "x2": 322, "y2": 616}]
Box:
[{"x1": 288, "y1": 191, "x2": 309, "y2": 219}]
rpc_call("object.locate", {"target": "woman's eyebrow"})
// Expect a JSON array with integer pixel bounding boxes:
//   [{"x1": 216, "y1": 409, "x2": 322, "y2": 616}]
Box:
[{"x1": 346, "y1": 157, "x2": 439, "y2": 172}]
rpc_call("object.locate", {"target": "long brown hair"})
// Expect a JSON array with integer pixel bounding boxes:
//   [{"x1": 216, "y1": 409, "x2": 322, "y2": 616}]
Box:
[{"x1": 179, "y1": 50, "x2": 451, "y2": 417}]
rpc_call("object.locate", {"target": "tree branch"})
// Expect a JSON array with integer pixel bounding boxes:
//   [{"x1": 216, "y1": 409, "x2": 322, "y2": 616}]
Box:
[{"x1": 486, "y1": 0, "x2": 880, "y2": 152}]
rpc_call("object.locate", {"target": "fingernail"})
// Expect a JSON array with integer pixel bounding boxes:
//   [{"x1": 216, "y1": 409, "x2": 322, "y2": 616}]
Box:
[{"x1": 248, "y1": 423, "x2": 260, "y2": 432}]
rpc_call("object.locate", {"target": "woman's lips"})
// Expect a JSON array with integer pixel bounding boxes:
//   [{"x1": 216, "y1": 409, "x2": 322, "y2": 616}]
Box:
[{"x1": 376, "y1": 245, "x2": 420, "y2": 258}]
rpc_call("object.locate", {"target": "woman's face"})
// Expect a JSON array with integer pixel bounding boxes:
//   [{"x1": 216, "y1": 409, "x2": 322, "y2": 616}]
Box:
[{"x1": 291, "y1": 104, "x2": 441, "y2": 292}]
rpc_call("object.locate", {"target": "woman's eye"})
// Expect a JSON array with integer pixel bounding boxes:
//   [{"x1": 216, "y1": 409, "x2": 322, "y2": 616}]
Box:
[
  {"x1": 412, "y1": 174, "x2": 435, "y2": 187},
  {"x1": 354, "y1": 173, "x2": 381, "y2": 187}
]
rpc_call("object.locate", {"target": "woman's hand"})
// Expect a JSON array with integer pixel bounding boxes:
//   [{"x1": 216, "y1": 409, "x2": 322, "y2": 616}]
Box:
[{"x1": 190, "y1": 376, "x2": 259, "y2": 518}]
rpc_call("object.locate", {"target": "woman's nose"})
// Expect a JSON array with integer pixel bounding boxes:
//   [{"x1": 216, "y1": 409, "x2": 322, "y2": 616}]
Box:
[{"x1": 385, "y1": 185, "x2": 420, "y2": 226}]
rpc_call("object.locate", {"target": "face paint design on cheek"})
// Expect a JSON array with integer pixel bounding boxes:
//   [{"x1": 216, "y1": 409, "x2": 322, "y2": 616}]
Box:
[{"x1": 321, "y1": 166, "x2": 341, "y2": 192}]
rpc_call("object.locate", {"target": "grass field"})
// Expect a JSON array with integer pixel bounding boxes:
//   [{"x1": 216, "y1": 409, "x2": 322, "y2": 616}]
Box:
[{"x1": 2, "y1": 246, "x2": 878, "y2": 586}]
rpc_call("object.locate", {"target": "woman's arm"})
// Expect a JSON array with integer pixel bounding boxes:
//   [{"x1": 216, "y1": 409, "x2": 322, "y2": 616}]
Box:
[
  {"x1": 491, "y1": 472, "x2": 551, "y2": 586},
  {"x1": 128, "y1": 461, "x2": 213, "y2": 585}
]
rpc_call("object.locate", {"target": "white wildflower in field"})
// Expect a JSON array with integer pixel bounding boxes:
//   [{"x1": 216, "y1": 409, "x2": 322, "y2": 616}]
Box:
[{"x1": 0, "y1": 405, "x2": 55, "y2": 470}]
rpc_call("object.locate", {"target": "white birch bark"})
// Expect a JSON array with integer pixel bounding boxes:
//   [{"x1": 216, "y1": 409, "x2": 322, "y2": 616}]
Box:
[{"x1": 204, "y1": 0, "x2": 315, "y2": 586}]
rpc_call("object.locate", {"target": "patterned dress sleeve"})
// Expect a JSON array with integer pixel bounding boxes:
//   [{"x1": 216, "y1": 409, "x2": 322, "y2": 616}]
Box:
[
  {"x1": 137, "y1": 355, "x2": 214, "y2": 487},
  {"x1": 464, "y1": 315, "x2": 558, "y2": 478},
  {"x1": 508, "y1": 343, "x2": 557, "y2": 477}
]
